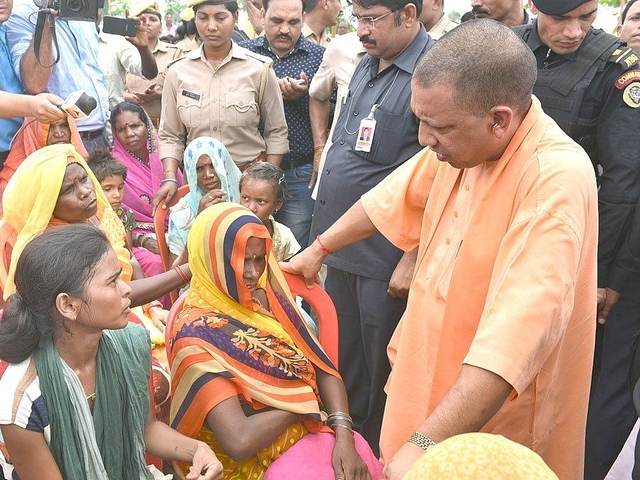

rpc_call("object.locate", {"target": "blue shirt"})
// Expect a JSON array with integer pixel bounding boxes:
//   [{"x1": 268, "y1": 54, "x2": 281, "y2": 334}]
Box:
[
  {"x1": 240, "y1": 35, "x2": 325, "y2": 168},
  {"x1": 311, "y1": 27, "x2": 434, "y2": 280},
  {"x1": 5, "y1": 2, "x2": 109, "y2": 132},
  {"x1": 0, "y1": 23, "x2": 24, "y2": 153}
]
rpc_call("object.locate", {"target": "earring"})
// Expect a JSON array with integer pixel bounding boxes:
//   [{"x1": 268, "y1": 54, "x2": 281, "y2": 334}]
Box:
[{"x1": 491, "y1": 123, "x2": 499, "y2": 133}]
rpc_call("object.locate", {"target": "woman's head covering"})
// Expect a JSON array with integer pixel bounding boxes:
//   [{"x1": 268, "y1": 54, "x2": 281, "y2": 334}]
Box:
[
  {"x1": 402, "y1": 433, "x2": 559, "y2": 480},
  {"x1": 2, "y1": 144, "x2": 131, "y2": 298},
  {"x1": 0, "y1": 116, "x2": 88, "y2": 215},
  {"x1": 183, "y1": 136, "x2": 242, "y2": 214}
]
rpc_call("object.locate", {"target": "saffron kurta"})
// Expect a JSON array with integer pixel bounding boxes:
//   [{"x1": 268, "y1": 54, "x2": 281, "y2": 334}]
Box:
[{"x1": 361, "y1": 98, "x2": 598, "y2": 480}]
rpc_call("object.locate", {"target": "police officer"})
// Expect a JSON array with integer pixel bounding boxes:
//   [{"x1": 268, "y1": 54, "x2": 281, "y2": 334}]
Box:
[{"x1": 514, "y1": 1, "x2": 640, "y2": 478}]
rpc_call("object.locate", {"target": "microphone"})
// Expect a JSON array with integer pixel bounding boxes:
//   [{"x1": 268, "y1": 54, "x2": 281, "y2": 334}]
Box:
[{"x1": 58, "y1": 91, "x2": 98, "y2": 119}]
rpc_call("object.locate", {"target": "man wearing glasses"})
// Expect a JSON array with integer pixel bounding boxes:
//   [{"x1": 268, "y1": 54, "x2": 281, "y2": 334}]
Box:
[{"x1": 309, "y1": 0, "x2": 433, "y2": 456}]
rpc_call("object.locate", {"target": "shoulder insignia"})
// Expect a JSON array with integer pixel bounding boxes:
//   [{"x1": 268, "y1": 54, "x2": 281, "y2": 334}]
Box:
[
  {"x1": 622, "y1": 81, "x2": 640, "y2": 108},
  {"x1": 610, "y1": 46, "x2": 639, "y2": 69},
  {"x1": 166, "y1": 55, "x2": 188, "y2": 70},
  {"x1": 616, "y1": 70, "x2": 640, "y2": 89},
  {"x1": 244, "y1": 49, "x2": 273, "y2": 65}
]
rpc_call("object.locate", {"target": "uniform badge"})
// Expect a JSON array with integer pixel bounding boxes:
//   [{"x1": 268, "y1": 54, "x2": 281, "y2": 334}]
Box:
[{"x1": 623, "y1": 82, "x2": 640, "y2": 108}]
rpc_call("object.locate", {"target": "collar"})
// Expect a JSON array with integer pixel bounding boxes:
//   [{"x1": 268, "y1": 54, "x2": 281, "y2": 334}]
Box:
[
  {"x1": 188, "y1": 41, "x2": 247, "y2": 61},
  {"x1": 366, "y1": 26, "x2": 431, "y2": 74},
  {"x1": 153, "y1": 40, "x2": 172, "y2": 53},
  {"x1": 256, "y1": 34, "x2": 313, "y2": 58},
  {"x1": 302, "y1": 22, "x2": 327, "y2": 44},
  {"x1": 528, "y1": 20, "x2": 592, "y2": 61}
]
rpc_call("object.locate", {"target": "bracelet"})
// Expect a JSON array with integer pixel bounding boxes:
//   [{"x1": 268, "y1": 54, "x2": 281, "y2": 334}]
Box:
[
  {"x1": 316, "y1": 235, "x2": 333, "y2": 255},
  {"x1": 174, "y1": 264, "x2": 190, "y2": 285},
  {"x1": 327, "y1": 412, "x2": 353, "y2": 425},
  {"x1": 313, "y1": 145, "x2": 325, "y2": 153},
  {"x1": 408, "y1": 432, "x2": 437, "y2": 451},
  {"x1": 160, "y1": 178, "x2": 179, "y2": 186},
  {"x1": 142, "y1": 300, "x2": 163, "y2": 315},
  {"x1": 331, "y1": 423, "x2": 353, "y2": 433},
  {"x1": 163, "y1": 169, "x2": 176, "y2": 175}
]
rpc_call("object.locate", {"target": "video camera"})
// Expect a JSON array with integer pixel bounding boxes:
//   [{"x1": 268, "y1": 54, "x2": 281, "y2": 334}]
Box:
[{"x1": 51, "y1": 0, "x2": 100, "y2": 21}]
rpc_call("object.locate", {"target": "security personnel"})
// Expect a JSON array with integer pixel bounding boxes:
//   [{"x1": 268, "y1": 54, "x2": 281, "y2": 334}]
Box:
[
  {"x1": 515, "y1": 1, "x2": 640, "y2": 478},
  {"x1": 155, "y1": 0, "x2": 289, "y2": 210}
]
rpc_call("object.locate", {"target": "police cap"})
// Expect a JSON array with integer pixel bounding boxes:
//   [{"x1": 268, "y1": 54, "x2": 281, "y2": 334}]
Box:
[{"x1": 533, "y1": 0, "x2": 593, "y2": 15}]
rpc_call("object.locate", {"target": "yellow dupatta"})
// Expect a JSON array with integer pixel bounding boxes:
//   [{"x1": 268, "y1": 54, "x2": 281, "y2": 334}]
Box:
[{"x1": 2, "y1": 144, "x2": 132, "y2": 299}]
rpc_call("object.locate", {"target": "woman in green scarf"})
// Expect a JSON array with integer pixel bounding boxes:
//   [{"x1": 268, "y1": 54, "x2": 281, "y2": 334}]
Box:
[{"x1": 0, "y1": 224, "x2": 223, "y2": 480}]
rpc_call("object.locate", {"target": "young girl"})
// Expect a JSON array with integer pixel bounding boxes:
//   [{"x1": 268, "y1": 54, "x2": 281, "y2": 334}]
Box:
[{"x1": 240, "y1": 162, "x2": 301, "y2": 262}]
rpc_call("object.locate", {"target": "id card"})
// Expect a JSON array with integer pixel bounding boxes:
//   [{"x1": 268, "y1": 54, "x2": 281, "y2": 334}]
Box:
[{"x1": 355, "y1": 118, "x2": 376, "y2": 152}]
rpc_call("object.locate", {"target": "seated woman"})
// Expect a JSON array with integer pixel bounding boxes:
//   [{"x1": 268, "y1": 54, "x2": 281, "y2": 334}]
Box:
[
  {"x1": 2, "y1": 144, "x2": 189, "y2": 308},
  {"x1": 0, "y1": 116, "x2": 87, "y2": 216},
  {"x1": 169, "y1": 203, "x2": 383, "y2": 479},
  {"x1": 168, "y1": 136, "x2": 241, "y2": 264},
  {"x1": 0, "y1": 224, "x2": 223, "y2": 480},
  {"x1": 110, "y1": 102, "x2": 182, "y2": 296}
]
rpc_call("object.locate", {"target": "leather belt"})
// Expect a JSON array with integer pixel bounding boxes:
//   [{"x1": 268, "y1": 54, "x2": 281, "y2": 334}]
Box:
[
  {"x1": 281, "y1": 152, "x2": 313, "y2": 170},
  {"x1": 79, "y1": 128, "x2": 106, "y2": 140}
]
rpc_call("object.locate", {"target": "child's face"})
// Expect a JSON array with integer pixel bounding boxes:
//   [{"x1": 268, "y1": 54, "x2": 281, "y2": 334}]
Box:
[
  {"x1": 100, "y1": 175, "x2": 125, "y2": 210},
  {"x1": 240, "y1": 179, "x2": 282, "y2": 224}
]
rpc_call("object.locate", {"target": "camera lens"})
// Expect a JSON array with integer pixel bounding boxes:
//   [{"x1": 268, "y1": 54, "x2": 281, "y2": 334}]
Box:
[{"x1": 66, "y1": 0, "x2": 85, "y2": 13}]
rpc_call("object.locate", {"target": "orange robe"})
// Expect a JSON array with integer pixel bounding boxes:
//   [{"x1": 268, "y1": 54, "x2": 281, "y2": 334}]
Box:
[{"x1": 361, "y1": 98, "x2": 598, "y2": 480}]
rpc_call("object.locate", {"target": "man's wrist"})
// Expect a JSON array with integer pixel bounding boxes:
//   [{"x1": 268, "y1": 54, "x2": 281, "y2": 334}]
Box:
[{"x1": 408, "y1": 431, "x2": 437, "y2": 451}]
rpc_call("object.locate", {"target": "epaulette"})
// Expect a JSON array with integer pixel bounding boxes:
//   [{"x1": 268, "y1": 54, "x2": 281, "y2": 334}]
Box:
[
  {"x1": 165, "y1": 55, "x2": 188, "y2": 70},
  {"x1": 609, "y1": 46, "x2": 639, "y2": 70},
  {"x1": 244, "y1": 49, "x2": 274, "y2": 65}
]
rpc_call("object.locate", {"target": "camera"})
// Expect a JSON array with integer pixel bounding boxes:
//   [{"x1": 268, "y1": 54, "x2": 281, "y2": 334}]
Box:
[{"x1": 54, "y1": 0, "x2": 99, "y2": 21}]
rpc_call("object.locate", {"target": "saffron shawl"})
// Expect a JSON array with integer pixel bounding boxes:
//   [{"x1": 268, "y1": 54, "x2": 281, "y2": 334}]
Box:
[
  {"x1": 169, "y1": 204, "x2": 339, "y2": 476},
  {"x1": 0, "y1": 116, "x2": 87, "y2": 216},
  {"x1": 112, "y1": 108, "x2": 181, "y2": 229},
  {"x1": 2, "y1": 144, "x2": 132, "y2": 298}
]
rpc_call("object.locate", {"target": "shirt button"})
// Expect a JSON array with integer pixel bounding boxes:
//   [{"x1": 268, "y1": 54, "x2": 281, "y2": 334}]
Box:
[
  {"x1": 320, "y1": 199, "x2": 325, "y2": 205},
  {"x1": 213, "y1": 74, "x2": 218, "y2": 78},
  {"x1": 185, "y1": 100, "x2": 189, "y2": 106},
  {"x1": 353, "y1": 110, "x2": 359, "y2": 116},
  {"x1": 325, "y1": 169, "x2": 330, "y2": 174},
  {"x1": 213, "y1": 126, "x2": 218, "y2": 131},
  {"x1": 339, "y1": 139, "x2": 345, "y2": 145},
  {"x1": 212, "y1": 98, "x2": 217, "y2": 104},
  {"x1": 368, "y1": 82, "x2": 374, "y2": 88},
  {"x1": 464, "y1": 185, "x2": 470, "y2": 191}
]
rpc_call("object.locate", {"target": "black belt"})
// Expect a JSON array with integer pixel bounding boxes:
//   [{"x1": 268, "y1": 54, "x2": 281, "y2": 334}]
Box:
[
  {"x1": 79, "y1": 128, "x2": 106, "y2": 140},
  {"x1": 282, "y1": 153, "x2": 313, "y2": 170}
]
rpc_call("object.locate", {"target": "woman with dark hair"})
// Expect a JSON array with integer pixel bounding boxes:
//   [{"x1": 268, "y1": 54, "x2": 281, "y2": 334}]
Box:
[
  {"x1": 169, "y1": 203, "x2": 383, "y2": 479},
  {"x1": 153, "y1": 0, "x2": 288, "y2": 212},
  {"x1": 110, "y1": 101, "x2": 182, "y2": 306},
  {"x1": 0, "y1": 224, "x2": 223, "y2": 480}
]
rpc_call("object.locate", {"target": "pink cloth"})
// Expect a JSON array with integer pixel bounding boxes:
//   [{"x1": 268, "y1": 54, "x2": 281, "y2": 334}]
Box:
[{"x1": 264, "y1": 431, "x2": 383, "y2": 480}]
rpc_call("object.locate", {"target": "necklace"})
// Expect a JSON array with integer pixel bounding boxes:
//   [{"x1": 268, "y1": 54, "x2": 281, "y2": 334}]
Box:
[{"x1": 126, "y1": 149, "x2": 149, "y2": 167}]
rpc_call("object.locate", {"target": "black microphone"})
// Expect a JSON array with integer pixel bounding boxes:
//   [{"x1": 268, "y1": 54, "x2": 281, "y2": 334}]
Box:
[{"x1": 58, "y1": 91, "x2": 98, "y2": 119}]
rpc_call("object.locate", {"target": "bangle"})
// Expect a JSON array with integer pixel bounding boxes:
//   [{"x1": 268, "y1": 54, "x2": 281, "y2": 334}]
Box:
[
  {"x1": 408, "y1": 432, "x2": 437, "y2": 451},
  {"x1": 316, "y1": 235, "x2": 333, "y2": 255},
  {"x1": 160, "y1": 178, "x2": 179, "y2": 186},
  {"x1": 163, "y1": 169, "x2": 176, "y2": 175},
  {"x1": 331, "y1": 423, "x2": 353, "y2": 433},
  {"x1": 174, "y1": 264, "x2": 190, "y2": 285}
]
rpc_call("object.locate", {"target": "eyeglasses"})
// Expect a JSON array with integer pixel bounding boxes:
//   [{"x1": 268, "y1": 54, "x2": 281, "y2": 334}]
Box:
[{"x1": 350, "y1": 8, "x2": 398, "y2": 30}]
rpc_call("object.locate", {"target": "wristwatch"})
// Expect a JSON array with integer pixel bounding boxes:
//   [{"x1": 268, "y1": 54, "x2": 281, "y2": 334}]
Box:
[{"x1": 408, "y1": 431, "x2": 437, "y2": 451}]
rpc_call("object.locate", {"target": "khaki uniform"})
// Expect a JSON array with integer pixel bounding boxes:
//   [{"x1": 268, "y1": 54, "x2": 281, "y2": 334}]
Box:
[
  {"x1": 126, "y1": 41, "x2": 182, "y2": 123},
  {"x1": 427, "y1": 14, "x2": 458, "y2": 40},
  {"x1": 302, "y1": 23, "x2": 332, "y2": 47},
  {"x1": 159, "y1": 43, "x2": 289, "y2": 166}
]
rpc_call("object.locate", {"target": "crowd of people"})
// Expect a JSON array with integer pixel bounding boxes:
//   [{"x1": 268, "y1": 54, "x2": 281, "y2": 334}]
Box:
[{"x1": 0, "y1": 0, "x2": 639, "y2": 478}]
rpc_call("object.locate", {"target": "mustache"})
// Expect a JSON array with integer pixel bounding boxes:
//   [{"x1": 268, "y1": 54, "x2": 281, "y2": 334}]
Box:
[
  {"x1": 360, "y1": 35, "x2": 375, "y2": 45},
  {"x1": 276, "y1": 34, "x2": 292, "y2": 41},
  {"x1": 470, "y1": 7, "x2": 486, "y2": 16}
]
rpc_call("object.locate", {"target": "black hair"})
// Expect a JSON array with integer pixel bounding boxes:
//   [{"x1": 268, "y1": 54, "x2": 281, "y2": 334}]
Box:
[
  {"x1": 301, "y1": 0, "x2": 317, "y2": 13},
  {"x1": 352, "y1": 0, "x2": 422, "y2": 22},
  {"x1": 87, "y1": 149, "x2": 128, "y2": 183},
  {"x1": 193, "y1": 1, "x2": 239, "y2": 15},
  {"x1": 0, "y1": 225, "x2": 111, "y2": 364},
  {"x1": 240, "y1": 162, "x2": 288, "y2": 204},
  {"x1": 140, "y1": 8, "x2": 162, "y2": 20},
  {"x1": 187, "y1": 18, "x2": 198, "y2": 36},
  {"x1": 622, "y1": 0, "x2": 640, "y2": 24},
  {"x1": 109, "y1": 101, "x2": 148, "y2": 130}
]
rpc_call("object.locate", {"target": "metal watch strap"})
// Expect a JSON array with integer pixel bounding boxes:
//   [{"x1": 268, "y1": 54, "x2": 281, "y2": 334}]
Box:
[{"x1": 408, "y1": 431, "x2": 437, "y2": 451}]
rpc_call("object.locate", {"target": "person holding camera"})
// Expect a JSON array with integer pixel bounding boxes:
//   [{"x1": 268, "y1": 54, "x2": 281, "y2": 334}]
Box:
[{"x1": 5, "y1": 0, "x2": 111, "y2": 153}]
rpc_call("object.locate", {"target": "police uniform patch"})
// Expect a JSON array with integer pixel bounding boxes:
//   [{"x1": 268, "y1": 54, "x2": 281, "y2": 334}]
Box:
[
  {"x1": 623, "y1": 82, "x2": 640, "y2": 108},
  {"x1": 616, "y1": 70, "x2": 640, "y2": 89}
]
